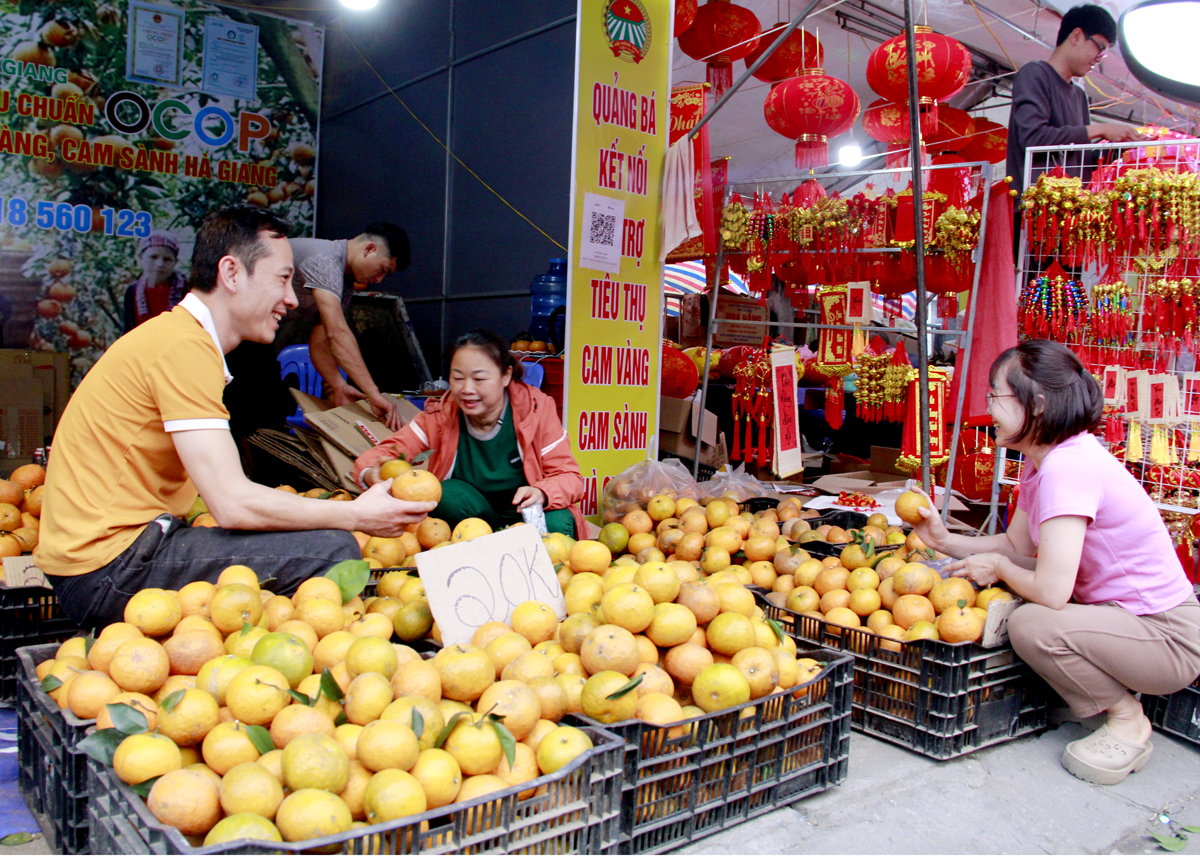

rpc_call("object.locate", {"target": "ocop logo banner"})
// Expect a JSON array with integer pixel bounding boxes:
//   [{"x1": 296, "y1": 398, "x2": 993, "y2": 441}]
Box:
[
  {"x1": 0, "y1": 0, "x2": 322, "y2": 387},
  {"x1": 565, "y1": 0, "x2": 670, "y2": 523}
]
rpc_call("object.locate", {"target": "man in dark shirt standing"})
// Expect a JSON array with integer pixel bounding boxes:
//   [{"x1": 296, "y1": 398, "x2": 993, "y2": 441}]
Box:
[{"x1": 1006, "y1": 4, "x2": 1141, "y2": 195}]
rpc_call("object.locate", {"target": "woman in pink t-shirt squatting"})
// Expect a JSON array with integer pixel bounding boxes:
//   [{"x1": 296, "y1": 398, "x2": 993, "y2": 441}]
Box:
[{"x1": 911, "y1": 340, "x2": 1200, "y2": 786}]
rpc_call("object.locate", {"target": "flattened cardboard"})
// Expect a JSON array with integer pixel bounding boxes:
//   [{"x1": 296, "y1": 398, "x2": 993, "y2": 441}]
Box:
[
  {"x1": 292, "y1": 390, "x2": 420, "y2": 458},
  {"x1": 981, "y1": 597, "x2": 1022, "y2": 647},
  {"x1": 417, "y1": 526, "x2": 565, "y2": 647},
  {"x1": 2, "y1": 556, "x2": 50, "y2": 589}
]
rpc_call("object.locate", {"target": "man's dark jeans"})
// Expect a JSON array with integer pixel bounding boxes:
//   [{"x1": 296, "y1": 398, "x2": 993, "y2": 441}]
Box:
[{"x1": 50, "y1": 515, "x2": 359, "y2": 631}]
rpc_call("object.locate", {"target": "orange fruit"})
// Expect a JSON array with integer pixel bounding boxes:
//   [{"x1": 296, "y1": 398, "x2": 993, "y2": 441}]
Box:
[
  {"x1": 892, "y1": 594, "x2": 936, "y2": 630},
  {"x1": 894, "y1": 490, "x2": 931, "y2": 525},
  {"x1": 389, "y1": 470, "x2": 442, "y2": 503}
]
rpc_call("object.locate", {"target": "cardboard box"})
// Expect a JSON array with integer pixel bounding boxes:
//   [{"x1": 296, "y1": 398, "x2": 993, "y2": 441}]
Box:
[
  {"x1": 712, "y1": 294, "x2": 769, "y2": 347},
  {"x1": 0, "y1": 350, "x2": 68, "y2": 442},
  {"x1": 659, "y1": 395, "x2": 728, "y2": 468},
  {"x1": 870, "y1": 446, "x2": 908, "y2": 478},
  {"x1": 0, "y1": 365, "x2": 43, "y2": 460}
]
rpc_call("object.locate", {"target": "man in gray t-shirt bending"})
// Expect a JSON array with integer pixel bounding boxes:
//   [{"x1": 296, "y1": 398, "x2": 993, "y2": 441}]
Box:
[
  {"x1": 282, "y1": 223, "x2": 410, "y2": 430},
  {"x1": 1005, "y1": 4, "x2": 1141, "y2": 197}
]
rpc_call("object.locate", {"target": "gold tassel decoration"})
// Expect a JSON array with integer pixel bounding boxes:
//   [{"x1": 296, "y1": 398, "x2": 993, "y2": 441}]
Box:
[
  {"x1": 1128, "y1": 421, "x2": 1144, "y2": 462},
  {"x1": 1150, "y1": 424, "x2": 1167, "y2": 465},
  {"x1": 851, "y1": 326, "x2": 867, "y2": 359},
  {"x1": 1169, "y1": 429, "x2": 1179, "y2": 465},
  {"x1": 1189, "y1": 423, "x2": 1200, "y2": 462}
]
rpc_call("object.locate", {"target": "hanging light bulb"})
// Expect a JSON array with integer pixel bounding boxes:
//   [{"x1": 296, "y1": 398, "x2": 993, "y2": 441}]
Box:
[
  {"x1": 340, "y1": 0, "x2": 378, "y2": 10},
  {"x1": 838, "y1": 144, "x2": 863, "y2": 166}
]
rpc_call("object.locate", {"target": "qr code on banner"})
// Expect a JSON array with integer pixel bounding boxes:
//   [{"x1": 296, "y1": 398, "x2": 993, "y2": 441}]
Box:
[{"x1": 589, "y1": 211, "x2": 616, "y2": 247}]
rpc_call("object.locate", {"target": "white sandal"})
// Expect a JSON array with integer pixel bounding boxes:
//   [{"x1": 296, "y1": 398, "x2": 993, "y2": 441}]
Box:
[{"x1": 1062, "y1": 724, "x2": 1154, "y2": 786}]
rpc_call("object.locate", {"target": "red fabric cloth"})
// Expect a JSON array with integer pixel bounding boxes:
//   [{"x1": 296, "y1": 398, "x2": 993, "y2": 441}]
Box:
[{"x1": 950, "y1": 180, "x2": 1016, "y2": 422}]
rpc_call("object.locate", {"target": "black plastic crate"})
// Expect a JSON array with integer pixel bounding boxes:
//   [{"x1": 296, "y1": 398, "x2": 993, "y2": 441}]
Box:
[
  {"x1": 0, "y1": 584, "x2": 80, "y2": 699},
  {"x1": 1144, "y1": 675, "x2": 1200, "y2": 747},
  {"x1": 87, "y1": 723, "x2": 624, "y2": 855},
  {"x1": 759, "y1": 593, "x2": 1053, "y2": 760},
  {"x1": 572, "y1": 648, "x2": 853, "y2": 854},
  {"x1": 16, "y1": 643, "x2": 93, "y2": 854}
]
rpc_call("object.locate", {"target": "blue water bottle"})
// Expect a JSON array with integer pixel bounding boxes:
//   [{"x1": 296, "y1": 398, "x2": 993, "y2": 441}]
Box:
[{"x1": 529, "y1": 259, "x2": 567, "y2": 347}]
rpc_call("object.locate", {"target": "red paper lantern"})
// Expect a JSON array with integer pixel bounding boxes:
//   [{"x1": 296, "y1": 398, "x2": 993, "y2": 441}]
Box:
[
  {"x1": 662, "y1": 342, "x2": 700, "y2": 398},
  {"x1": 742, "y1": 25, "x2": 822, "y2": 83},
  {"x1": 865, "y1": 27, "x2": 972, "y2": 136},
  {"x1": 861, "y1": 99, "x2": 913, "y2": 168},
  {"x1": 959, "y1": 118, "x2": 1007, "y2": 165},
  {"x1": 677, "y1": 0, "x2": 761, "y2": 98},
  {"x1": 924, "y1": 106, "x2": 975, "y2": 154},
  {"x1": 675, "y1": 0, "x2": 697, "y2": 37},
  {"x1": 764, "y1": 68, "x2": 861, "y2": 169}
]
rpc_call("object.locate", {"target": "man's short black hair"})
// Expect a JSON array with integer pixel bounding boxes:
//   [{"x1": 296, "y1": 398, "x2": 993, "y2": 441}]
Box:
[
  {"x1": 361, "y1": 222, "x2": 410, "y2": 272},
  {"x1": 189, "y1": 207, "x2": 290, "y2": 294},
  {"x1": 1056, "y1": 4, "x2": 1117, "y2": 46}
]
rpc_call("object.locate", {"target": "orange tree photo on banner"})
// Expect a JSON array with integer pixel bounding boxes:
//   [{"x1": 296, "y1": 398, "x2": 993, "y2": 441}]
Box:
[
  {"x1": 0, "y1": 0, "x2": 321, "y2": 386},
  {"x1": 566, "y1": 0, "x2": 669, "y2": 522}
]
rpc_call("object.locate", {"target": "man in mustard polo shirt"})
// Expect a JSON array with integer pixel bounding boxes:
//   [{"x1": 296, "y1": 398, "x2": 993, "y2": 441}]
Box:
[{"x1": 34, "y1": 207, "x2": 436, "y2": 629}]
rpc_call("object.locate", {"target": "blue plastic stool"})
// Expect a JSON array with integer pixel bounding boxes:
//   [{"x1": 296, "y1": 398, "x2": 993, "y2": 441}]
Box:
[
  {"x1": 277, "y1": 345, "x2": 345, "y2": 429},
  {"x1": 521, "y1": 361, "x2": 544, "y2": 389}
]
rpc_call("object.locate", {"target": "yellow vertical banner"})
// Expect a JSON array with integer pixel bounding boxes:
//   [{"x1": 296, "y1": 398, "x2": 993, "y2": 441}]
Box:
[{"x1": 566, "y1": 0, "x2": 670, "y2": 523}]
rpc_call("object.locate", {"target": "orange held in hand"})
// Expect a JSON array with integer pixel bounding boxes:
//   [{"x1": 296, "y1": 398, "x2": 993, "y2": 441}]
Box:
[{"x1": 894, "y1": 490, "x2": 931, "y2": 525}]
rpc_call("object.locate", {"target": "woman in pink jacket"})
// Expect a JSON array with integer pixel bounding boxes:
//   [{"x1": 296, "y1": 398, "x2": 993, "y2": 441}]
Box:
[{"x1": 353, "y1": 329, "x2": 586, "y2": 537}]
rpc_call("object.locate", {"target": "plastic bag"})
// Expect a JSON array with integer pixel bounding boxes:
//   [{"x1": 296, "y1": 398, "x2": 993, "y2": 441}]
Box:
[
  {"x1": 696, "y1": 463, "x2": 769, "y2": 503},
  {"x1": 601, "y1": 458, "x2": 698, "y2": 522}
]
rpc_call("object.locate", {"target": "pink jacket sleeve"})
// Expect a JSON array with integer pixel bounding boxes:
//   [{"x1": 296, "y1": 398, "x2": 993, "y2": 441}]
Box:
[
  {"x1": 528, "y1": 410, "x2": 585, "y2": 511},
  {"x1": 351, "y1": 411, "x2": 434, "y2": 487}
]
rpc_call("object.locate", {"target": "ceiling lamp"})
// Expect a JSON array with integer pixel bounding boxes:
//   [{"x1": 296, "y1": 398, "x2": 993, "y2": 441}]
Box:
[
  {"x1": 677, "y1": 0, "x2": 762, "y2": 98},
  {"x1": 865, "y1": 27, "x2": 971, "y2": 136},
  {"x1": 1119, "y1": 0, "x2": 1200, "y2": 106},
  {"x1": 764, "y1": 68, "x2": 861, "y2": 169}
]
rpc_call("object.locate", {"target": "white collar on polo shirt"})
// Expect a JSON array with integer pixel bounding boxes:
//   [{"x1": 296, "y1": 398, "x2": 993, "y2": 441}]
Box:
[{"x1": 178, "y1": 293, "x2": 233, "y2": 385}]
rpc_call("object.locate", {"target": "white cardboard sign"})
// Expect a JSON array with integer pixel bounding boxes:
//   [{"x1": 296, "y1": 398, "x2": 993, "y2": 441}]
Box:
[{"x1": 416, "y1": 526, "x2": 566, "y2": 647}]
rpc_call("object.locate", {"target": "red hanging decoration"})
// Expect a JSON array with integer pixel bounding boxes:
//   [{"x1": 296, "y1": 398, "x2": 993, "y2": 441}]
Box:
[
  {"x1": 742, "y1": 25, "x2": 822, "y2": 83},
  {"x1": 862, "y1": 99, "x2": 914, "y2": 169},
  {"x1": 898, "y1": 367, "x2": 951, "y2": 475},
  {"x1": 924, "y1": 107, "x2": 975, "y2": 156},
  {"x1": 958, "y1": 118, "x2": 1008, "y2": 165},
  {"x1": 674, "y1": 0, "x2": 698, "y2": 37},
  {"x1": 763, "y1": 68, "x2": 861, "y2": 169},
  {"x1": 677, "y1": 0, "x2": 761, "y2": 99},
  {"x1": 865, "y1": 27, "x2": 972, "y2": 136}
]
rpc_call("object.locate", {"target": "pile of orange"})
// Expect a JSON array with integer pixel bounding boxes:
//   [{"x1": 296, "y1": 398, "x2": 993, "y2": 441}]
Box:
[
  {"x1": 0, "y1": 463, "x2": 46, "y2": 560},
  {"x1": 36, "y1": 565, "x2": 595, "y2": 847}
]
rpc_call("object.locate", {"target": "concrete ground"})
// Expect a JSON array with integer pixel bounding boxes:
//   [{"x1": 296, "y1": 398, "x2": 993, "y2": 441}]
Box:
[{"x1": 678, "y1": 721, "x2": 1200, "y2": 855}]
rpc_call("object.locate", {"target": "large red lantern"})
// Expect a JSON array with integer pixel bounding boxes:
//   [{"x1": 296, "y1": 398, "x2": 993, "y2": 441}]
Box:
[
  {"x1": 764, "y1": 68, "x2": 861, "y2": 169},
  {"x1": 924, "y1": 106, "x2": 975, "y2": 155},
  {"x1": 677, "y1": 0, "x2": 761, "y2": 98},
  {"x1": 743, "y1": 25, "x2": 822, "y2": 83},
  {"x1": 675, "y1": 0, "x2": 698, "y2": 37},
  {"x1": 959, "y1": 118, "x2": 1008, "y2": 165},
  {"x1": 865, "y1": 27, "x2": 972, "y2": 136},
  {"x1": 861, "y1": 99, "x2": 913, "y2": 168}
]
